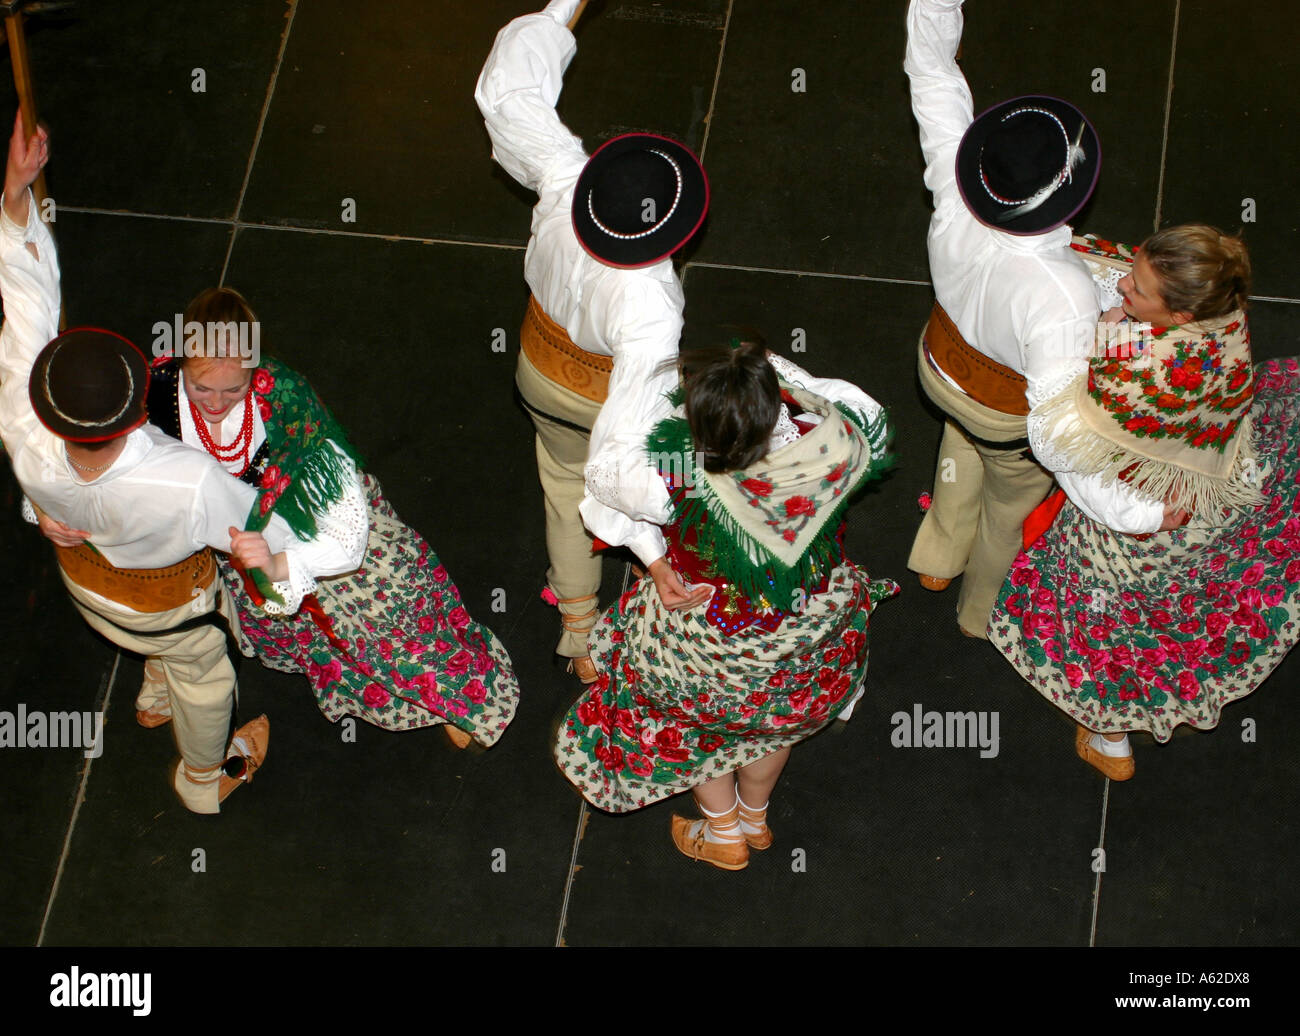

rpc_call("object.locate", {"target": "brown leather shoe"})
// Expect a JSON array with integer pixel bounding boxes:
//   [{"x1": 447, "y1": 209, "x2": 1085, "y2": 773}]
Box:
[
  {"x1": 1075, "y1": 725, "x2": 1134, "y2": 781},
  {"x1": 670, "y1": 814, "x2": 750, "y2": 871},
  {"x1": 918, "y1": 574, "x2": 952, "y2": 591},
  {"x1": 218, "y1": 715, "x2": 270, "y2": 803},
  {"x1": 567, "y1": 655, "x2": 599, "y2": 684},
  {"x1": 444, "y1": 724, "x2": 473, "y2": 749}
]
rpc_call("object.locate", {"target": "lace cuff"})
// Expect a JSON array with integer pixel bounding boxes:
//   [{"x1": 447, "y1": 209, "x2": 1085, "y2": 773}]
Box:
[
  {"x1": 265, "y1": 551, "x2": 315, "y2": 617},
  {"x1": 768, "y1": 404, "x2": 801, "y2": 451},
  {"x1": 1093, "y1": 266, "x2": 1124, "y2": 311},
  {"x1": 21, "y1": 495, "x2": 37, "y2": 525}
]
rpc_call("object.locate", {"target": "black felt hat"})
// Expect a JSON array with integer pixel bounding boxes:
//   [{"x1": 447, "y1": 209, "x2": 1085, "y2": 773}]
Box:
[
  {"x1": 956, "y1": 95, "x2": 1100, "y2": 236},
  {"x1": 29, "y1": 327, "x2": 150, "y2": 442},
  {"x1": 572, "y1": 133, "x2": 709, "y2": 268}
]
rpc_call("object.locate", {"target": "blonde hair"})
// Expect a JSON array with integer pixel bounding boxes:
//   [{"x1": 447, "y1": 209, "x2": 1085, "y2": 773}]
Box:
[{"x1": 1141, "y1": 224, "x2": 1251, "y2": 320}]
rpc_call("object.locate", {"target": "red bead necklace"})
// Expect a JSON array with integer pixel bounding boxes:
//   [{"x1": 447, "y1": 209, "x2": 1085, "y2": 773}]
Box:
[{"x1": 189, "y1": 393, "x2": 254, "y2": 476}]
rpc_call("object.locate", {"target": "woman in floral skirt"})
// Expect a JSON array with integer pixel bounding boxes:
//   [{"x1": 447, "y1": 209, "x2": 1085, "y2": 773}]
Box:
[
  {"x1": 42, "y1": 287, "x2": 519, "y2": 748},
  {"x1": 555, "y1": 341, "x2": 896, "y2": 870},
  {"x1": 990, "y1": 225, "x2": 1299, "y2": 779}
]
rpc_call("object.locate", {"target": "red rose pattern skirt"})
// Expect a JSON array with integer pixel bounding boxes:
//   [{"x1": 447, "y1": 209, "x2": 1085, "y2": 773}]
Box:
[
  {"x1": 224, "y1": 472, "x2": 519, "y2": 745},
  {"x1": 989, "y1": 358, "x2": 1300, "y2": 742},
  {"x1": 555, "y1": 562, "x2": 897, "y2": 813}
]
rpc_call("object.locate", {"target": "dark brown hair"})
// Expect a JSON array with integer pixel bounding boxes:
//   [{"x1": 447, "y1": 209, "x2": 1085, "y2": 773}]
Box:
[
  {"x1": 680, "y1": 339, "x2": 780, "y2": 473},
  {"x1": 1142, "y1": 224, "x2": 1252, "y2": 320}
]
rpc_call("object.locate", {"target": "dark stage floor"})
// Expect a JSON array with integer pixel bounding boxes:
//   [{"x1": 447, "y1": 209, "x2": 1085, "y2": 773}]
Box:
[{"x1": 1, "y1": 1, "x2": 1297, "y2": 948}]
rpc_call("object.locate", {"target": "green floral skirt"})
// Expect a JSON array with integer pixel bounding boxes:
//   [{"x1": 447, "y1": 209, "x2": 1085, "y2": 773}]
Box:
[
  {"x1": 989, "y1": 358, "x2": 1300, "y2": 742},
  {"x1": 555, "y1": 562, "x2": 896, "y2": 812},
  {"x1": 226, "y1": 472, "x2": 519, "y2": 745}
]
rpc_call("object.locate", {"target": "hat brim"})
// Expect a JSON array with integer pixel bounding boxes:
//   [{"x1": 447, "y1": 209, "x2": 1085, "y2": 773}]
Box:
[
  {"x1": 956, "y1": 95, "x2": 1101, "y2": 236},
  {"x1": 29, "y1": 327, "x2": 150, "y2": 442},
  {"x1": 572, "y1": 133, "x2": 710, "y2": 269}
]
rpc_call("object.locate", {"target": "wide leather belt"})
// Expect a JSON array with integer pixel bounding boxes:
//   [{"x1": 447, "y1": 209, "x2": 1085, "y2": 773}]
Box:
[
  {"x1": 57, "y1": 543, "x2": 218, "y2": 613},
  {"x1": 922, "y1": 302, "x2": 1030, "y2": 417},
  {"x1": 520, "y1": 295, "x2": 613, "y2": 404}
]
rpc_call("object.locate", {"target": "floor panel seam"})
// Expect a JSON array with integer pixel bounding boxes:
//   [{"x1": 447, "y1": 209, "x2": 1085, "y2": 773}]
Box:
[
  {"x1": 696, "y1": 0, "x2": 734, "y2": 165},
  {"x1": 56, "y1": 205, "x2": 528, "y2": 251},
  {"x1": 220, "y1": 0, "x2": 302, "y2": 282},
  {"x1": 1088, "y1": 778, "x2": 1110, "y2": 948},
  {"x1": 36, "y1": 651, "x2": 121, "y2": 947},
  {"x1": 1152, "y1": 0, "x2": 1181, "y2": 232},
  {"x1": 686, "y1": 259, "x2": 931, "y2": 287},
  {"x1": 555, "y1": 801, "x2": 588, "y2": 948}
]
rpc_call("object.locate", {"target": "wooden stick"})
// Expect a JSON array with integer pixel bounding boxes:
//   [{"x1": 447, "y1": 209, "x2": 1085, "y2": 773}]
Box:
[
  {"x1": 5, "y1": 9, "x2": 62, "y2": 328},
  {"x1": 5, "y1": 11, "x2": 47, "y2": 204},
  {"x1": 567, "y1": 0, "x2": 589, "y2": 31}
]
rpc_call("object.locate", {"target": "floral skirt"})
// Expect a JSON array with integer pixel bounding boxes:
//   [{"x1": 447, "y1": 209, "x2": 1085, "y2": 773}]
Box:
[
  {"x1": 555, "y1": 562, "x2": 897, "y2": 812},
  {"x1": 989, "y1": 358, "x2": 1300, "y2": 742},
  {"x1": 225, "y1": 472, "x2": 519, "y2": 745}
]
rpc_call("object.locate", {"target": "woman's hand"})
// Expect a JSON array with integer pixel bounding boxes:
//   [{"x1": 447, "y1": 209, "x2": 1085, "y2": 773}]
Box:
[
  {"x1": 647, "y1": 557, "x2": 713, "y2": 611},
  {"x1": 1158, "y1": 504, "x2": 1189, "y2": 531},
  {"x1": 37, "y1": 512, "x2": 89, "y2": 548},
  {"x1": 228, "y1": 526, "x2": 288, "y2": 581}
]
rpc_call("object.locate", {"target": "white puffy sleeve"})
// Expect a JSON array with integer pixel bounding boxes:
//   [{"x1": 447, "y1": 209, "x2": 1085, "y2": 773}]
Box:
[{"x1": 263, "y1": 443, "x2": 368, "y2": 615}]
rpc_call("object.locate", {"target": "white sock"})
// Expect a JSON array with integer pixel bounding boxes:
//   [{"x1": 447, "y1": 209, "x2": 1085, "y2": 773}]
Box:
[
  {"x1": 736, "y1": 792, "x2": 768, "y2": 836},
  {"x1": 697, "y1": 800, "x2": 743, "y2": 844},
  {"x1": 1090, "y1": 733, "x2": 1131, "y2": 758}
]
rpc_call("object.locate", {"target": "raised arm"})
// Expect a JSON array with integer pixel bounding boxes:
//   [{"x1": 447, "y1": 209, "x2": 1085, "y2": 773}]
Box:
[
  {"x1": 0, "y1": 113, "x2": 59, "y2": 460},
  {"x1": 904, "y1": 0, "x2": 971, "y2": 208},
  {"x1": 474, "y1": 0, "x2": 589, "y2": 193}
]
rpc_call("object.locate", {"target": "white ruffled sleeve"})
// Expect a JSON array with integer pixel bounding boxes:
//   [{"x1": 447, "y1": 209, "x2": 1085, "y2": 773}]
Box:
[
  {"x1": 261, "y1": 444, "x2": 369, "y2": 616},
  {"x1": 767, "y1": 352, "x2": 890, "y2": 458}
]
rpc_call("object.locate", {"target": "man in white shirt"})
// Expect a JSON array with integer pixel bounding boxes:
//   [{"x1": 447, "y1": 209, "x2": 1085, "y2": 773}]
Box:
[
  {"x1": 0, "y1": 114, "x2": 314, "y2": 813},
  {"x1": 476, "y1": 0, "x2": 710, "y2": 682},
  {"x1": 904, "y1": 0, "x2": 1173, "y2": 638}
]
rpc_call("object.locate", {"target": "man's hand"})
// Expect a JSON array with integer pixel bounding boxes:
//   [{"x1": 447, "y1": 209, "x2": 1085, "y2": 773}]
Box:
[
  {"x1": 4, "y1": 111, "x2": 48, "y2": 227},
  {"x1": 228, "y1": 526, "x2": 288, "y2": 581},
  {"x1": 647, "y1": 557, "x2": 712, "y2": 611},
  {"x1": 1158, "y1": 504, "x2": 1189, "y2": 532},
  {"x1": 37, "y1": 512, "x2": 89, "y2": 548}
]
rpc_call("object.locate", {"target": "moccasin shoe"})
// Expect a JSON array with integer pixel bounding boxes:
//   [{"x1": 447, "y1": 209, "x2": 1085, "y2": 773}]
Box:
[
  {"x1": 444, "y1": 724, "x2": 473, "y2": 749},
  {"x1": 670, "y1": 815, "x2": 749, "y2": 871},
  {"x1": 1075, "y1": 724, "x2": 1134, "y2": 781},
  {"x1": 918, "y1": 574, "x2": 952, "y2": 591},
  {"x1": 568, "y1": 655, "x2": 599, "y2": 684},
  {"x1": 218, "y1": 715, "x2": 270, "y2": 803}
]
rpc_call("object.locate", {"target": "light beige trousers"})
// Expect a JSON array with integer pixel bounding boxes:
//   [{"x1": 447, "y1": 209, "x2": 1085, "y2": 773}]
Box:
[
  {"x1": 907, "y1": 331, "x2": 1053, "y2": 636},
  {"x1": 515, "y1": 348, "x2": 606, "y2": 658},
  {"x1": 61, "y1": 570, "x2": 241, "y2": 814}
]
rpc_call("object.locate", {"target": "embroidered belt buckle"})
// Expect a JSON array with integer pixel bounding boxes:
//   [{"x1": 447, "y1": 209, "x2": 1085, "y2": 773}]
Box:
[
  {"x1": 520, "y1": 295, "x2": 613, "y2": 404},
  {"x1": 923, "y1": 302, "x2": 1031, "y2": 417}
]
